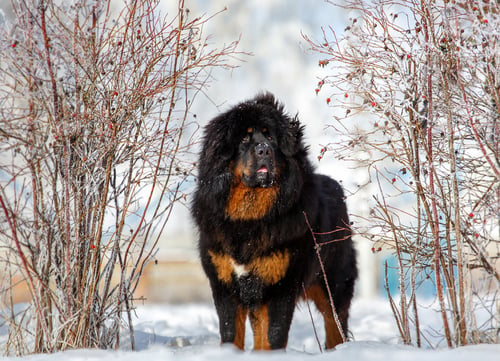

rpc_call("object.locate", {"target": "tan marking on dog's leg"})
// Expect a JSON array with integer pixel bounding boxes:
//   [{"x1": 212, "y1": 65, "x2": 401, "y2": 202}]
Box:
[
  {"x1": 305, "y1": 285, "x2": 344, "y2": 349},
  {"x1": 234, "y1": 306, "x2": 248, "y2": 350},
  {"x1": 249, "y1": 305, "x2": 271, "y2": 350}
]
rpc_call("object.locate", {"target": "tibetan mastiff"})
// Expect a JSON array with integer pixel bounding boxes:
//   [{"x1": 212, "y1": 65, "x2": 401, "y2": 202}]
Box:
[{"x1": 191, "y1": 93, "x2": 357, "y2": 350}]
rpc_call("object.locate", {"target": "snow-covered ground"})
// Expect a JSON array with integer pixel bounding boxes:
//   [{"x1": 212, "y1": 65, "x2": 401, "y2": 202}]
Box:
[{"x1": 3, "y1": 297, "x2": 499, "y2": 360}]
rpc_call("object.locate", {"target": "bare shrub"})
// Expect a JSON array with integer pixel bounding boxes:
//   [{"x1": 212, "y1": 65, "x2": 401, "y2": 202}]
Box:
[
  {"x1": 0, "y1": 0, "x2": 239, "y2": 354},
  {"x1": 305, "y1": 0, "x2": 499, "y2": 347}
]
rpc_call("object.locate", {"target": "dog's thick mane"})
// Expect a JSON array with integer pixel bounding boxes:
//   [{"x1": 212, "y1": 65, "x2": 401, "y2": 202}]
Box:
[{"x1": 192, "y1": 93, "x2": 312, "y2": 229}]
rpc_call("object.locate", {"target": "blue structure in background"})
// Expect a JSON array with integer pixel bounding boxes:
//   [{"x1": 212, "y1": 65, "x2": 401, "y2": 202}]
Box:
[{"x1": 380, "y1": 255, "x2": 437, "y2": 298}]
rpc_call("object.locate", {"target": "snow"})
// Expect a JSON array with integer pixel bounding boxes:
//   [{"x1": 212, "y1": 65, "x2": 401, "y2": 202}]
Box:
[
  {"x1": 3, "y1": 298, "x2": 499, "y2": 360},
  {"x1": 0, "y1": 1, "x2": 497, "y2": 360}
]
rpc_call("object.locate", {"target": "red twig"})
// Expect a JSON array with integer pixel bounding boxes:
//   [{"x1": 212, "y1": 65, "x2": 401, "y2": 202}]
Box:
[
  {"x1": 420, "y1": 0, "x2": 452, "y2": 347},
  {"x1": 302, "y1": 283, "x2": 323, "y2": 353},
  {"x1": 0, "y1": 195, "x2": 53, "y2": 352},
  {"x1": 303, "y1": 211, "x2": 346, "y2": 343}
]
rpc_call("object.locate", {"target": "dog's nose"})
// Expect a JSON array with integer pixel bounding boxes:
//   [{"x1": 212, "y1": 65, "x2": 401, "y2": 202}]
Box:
[{"x1": 255, "y1": 143, "x2": 271, "y2": 157}]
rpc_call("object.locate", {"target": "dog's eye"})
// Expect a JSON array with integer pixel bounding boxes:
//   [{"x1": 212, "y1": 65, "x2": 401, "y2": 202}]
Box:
[
  {"x1": 262, "y1": 127, "x2": 273, "y2": 140},
  {"x1": 242, "y1": 135, "x2": 250, "y2": 143}
]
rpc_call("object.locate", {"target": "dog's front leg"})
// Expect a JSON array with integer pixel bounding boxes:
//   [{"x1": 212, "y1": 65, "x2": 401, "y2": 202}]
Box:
[
  {"x1": 213, "y1": 292, "x2": 248, "y2": 350},
  {"x1": 249, "y1": 294, "x2": 296, "y2": 350}
]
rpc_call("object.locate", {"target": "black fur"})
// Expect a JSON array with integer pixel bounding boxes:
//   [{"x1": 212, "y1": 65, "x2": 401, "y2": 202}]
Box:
[{"x1": 191, "y1": 93, "x2": 357, "y2": 350}]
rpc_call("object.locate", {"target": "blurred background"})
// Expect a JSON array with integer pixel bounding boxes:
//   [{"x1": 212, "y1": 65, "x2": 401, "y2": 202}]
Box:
[
  {"x1": 0, "y1": 0, "x2": 378, "y2": 304},
  {"x1": 138, "y1": 0, "x2": 380, "y2": 303}
]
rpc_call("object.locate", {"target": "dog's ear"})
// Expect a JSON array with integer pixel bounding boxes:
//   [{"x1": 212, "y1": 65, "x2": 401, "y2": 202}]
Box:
[
  {"x1": 279, "y1": 115, "x2": 305, "y2": 157},
  {"x1": 199, "y1": 112, "x2": 236, "y2": 177}
]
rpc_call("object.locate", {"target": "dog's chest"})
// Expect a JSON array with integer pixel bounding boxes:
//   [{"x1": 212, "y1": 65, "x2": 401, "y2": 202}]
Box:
[
  {"x1": 225, "y1": 184, "x2": 278, "y2": 221},
  {"x1": 208, "y1": 250, "x2": 290, "y2": 286}
]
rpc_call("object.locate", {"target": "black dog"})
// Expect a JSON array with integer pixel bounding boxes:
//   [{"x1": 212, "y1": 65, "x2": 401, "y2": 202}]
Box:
[{"x1": 191, "y1": 93, "x2": 357, "y2": 350}]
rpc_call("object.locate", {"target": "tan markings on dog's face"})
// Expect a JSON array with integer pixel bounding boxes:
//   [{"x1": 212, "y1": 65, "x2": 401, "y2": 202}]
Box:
[{"x1": 232, "y1": 159, "x2": 253, "y2": 180}]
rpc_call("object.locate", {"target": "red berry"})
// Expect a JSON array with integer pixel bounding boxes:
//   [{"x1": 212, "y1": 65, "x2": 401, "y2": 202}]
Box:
[
  {"x1": 392, "y1": 178, "x2": 396, "y2": 183},
  {"x1": 371, "y1": 101, "x2": 376, "y2": 107},
  {"x1": 472, "y1": 6, "x2": 478, "y2": 11},
  {"x1": 90, "y1": 244, "x2": 96, "y2": 249},
  {"x1": 344, "y1": 93, "x2": 349, "y2": 98},
  {"x1": 483, "y1": 19, "x2": 488, "y2": 24},
  {"x1": 326, "y1": 98, "x2": 331, "y2": 104},
  {"x1": 469, "y1": 212, "x2": 474, "y2": 218},
  {"x1": 315, "y1": 88, "x2": 319, "y2": 94}
]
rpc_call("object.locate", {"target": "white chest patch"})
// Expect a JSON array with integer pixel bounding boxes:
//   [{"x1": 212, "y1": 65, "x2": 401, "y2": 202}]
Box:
[{"x1": 230, "y1": 258, "x2": 249, "y2": 278}]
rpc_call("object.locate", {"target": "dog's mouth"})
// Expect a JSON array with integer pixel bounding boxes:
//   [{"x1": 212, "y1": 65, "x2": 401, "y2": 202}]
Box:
[
  {"x1": 257, "y1": 166, "x2": 268, "y2": 174},
  {"x1": 254, "y1": 164, "x2": 274, "y2": 187},
  {"x1": 240, "y1": 163, "x2": 275, "y2": 188}
]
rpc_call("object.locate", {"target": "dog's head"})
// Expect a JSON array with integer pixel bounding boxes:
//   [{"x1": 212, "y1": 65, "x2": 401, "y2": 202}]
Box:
[
  {"x1": 194, "y1": 92, "x2": 311, "y2": 223},
  {"x1": 200, "y1": 93, "x2": 305, "y2": 186},
  {"x1": 233, "y1": 124, "x2": 278, "y2": 188}
]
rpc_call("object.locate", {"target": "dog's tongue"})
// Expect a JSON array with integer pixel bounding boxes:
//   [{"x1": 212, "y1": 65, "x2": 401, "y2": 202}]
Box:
[{"x1": 257, "y1": 166, "x2": 268, "y2": 173}]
